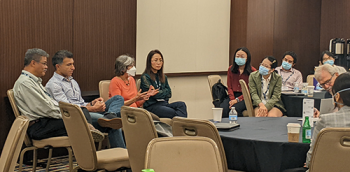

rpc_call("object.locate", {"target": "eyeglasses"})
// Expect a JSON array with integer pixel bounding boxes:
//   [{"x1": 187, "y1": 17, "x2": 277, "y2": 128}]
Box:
[
  {"x1": 319, "y1": 74, "x2": 334, "y2": 88},
  {"x1": 260, "y1": 63, "x2": 271, "y2": 69},
  {"x1": 37, "y1": 62, "x2": 48, "y2": 66},
  {"x1": 152, "y1": 59, "x2": 163, "y2": 63}
]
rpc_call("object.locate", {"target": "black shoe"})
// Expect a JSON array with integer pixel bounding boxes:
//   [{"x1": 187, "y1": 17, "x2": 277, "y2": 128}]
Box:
[{"x1": 103, "y1": 112, "x2": 119, "y2": 119}]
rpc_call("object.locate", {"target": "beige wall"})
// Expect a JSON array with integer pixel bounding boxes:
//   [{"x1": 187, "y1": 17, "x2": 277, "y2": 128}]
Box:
[{"x1": 167, "y1": 75, "x2": 227, "y2": 119}]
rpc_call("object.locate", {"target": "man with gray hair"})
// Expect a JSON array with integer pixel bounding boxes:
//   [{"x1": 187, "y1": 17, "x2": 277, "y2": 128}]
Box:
[
  {"x1": 314, "y1": 64, "x2": 343, "y2": 98},
  {"x1": 13, "y1": 48, "x2": 104, "y2": 141}
]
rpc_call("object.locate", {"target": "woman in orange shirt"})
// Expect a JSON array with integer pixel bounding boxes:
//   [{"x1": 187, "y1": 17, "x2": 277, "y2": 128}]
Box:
[{"x1": 109, "y1": 55, "x2": 158, "y2": 110}]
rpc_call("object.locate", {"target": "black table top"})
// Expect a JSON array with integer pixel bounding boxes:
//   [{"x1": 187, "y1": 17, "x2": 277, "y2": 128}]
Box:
[
  {"x1": 218, "y1": 117, "x2": 310, "y2": 172},
  {"x1": 219, "y1": 117, "x2": 307, "y2": 143}
]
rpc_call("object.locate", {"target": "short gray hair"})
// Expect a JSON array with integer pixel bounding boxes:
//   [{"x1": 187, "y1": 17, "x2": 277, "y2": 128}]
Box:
[
  {"x1": 24, "y1": 48, "x2": 49, "y2": 66},
  {"x1": 114, "y1": 54, "x2": 135, "y2": 76},
  {"x1": 315, "y1": 64, "x2": 337, "y2": 81}
]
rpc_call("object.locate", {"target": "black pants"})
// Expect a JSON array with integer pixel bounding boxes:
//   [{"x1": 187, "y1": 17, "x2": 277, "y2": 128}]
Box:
[
  {"x1": 145, "y1": 101, "x2": 187, "y2": 119},
  {"x1": 27, "y1": 107, "x2": 92, "y2": 140},
  {"x1": 220, "y1": 92, "x2": 246, "y2": 118},
  {"x1": 27, "y1": 118, "x2": 67, "y2": 140},
  {"x1": 283, "y1": 167, "x2": 308, "y2": 172}
]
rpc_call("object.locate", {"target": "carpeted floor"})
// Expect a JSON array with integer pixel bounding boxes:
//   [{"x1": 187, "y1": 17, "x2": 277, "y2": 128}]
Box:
[{"x1": 15, "y1": 155, "x2": 77, "y2": 172}]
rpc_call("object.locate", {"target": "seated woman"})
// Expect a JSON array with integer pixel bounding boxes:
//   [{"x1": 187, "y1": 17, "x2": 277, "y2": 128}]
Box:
[
  {"x1": 109, "y1": 55, "x2": 158, "y2": 115},
  {"x1": 248, "y1": 56, "x2": 285, "y2": 117},
  {"x1": 221, "y1": 47, "x2": 256, "y2": 117},
  {"x1": 140, "y1": 50, "x2": 188, "y2": 119},
  {"x1": 320, "y1": 50, "x2": 347, "y2": 74}
]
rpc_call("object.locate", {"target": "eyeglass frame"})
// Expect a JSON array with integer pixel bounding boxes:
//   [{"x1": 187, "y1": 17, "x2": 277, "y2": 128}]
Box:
[{"x1": 319, "y1": 74, "x2": 334, "y2": 88}]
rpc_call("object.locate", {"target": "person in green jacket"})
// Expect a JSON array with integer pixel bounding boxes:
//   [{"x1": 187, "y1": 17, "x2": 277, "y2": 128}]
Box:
[
  {"x1": 248, "y1": 56, "x2": 286, "y2": 117},
  {"x1": 140, "y1": 49, "x2": 187, "y2": 119}
]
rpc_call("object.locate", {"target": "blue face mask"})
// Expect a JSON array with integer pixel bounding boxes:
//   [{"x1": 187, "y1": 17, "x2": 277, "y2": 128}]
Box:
[
  {"x1": 332, "y1": 88, "x2": 350, "y2": 107},
  {"x1": 235, "y1": 57, "x2": 246, "y2": 66},
  {"x1": 282, "y1": 61, "x2": 292, "y2": 70},
  {"x1": 324, "y1": 60, "x2": 334, "y2": 66},
  {"x1": 259, "y1": 65, "x2": 270, "y2": 76}
]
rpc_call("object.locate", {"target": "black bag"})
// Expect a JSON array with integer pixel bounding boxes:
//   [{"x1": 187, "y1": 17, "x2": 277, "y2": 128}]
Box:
[{"x1": 211, "y1": 79, "x2": 229, "y2": 107}]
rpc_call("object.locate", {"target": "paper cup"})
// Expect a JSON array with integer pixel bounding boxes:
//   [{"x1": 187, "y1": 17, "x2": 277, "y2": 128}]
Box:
[
  {"x1": 287, "y1": 123, "x2": 301, "y2": 142},
  {"x1": 307, "y1": 86, "x2": 315, "y2": 97},
  {"x1": 212, "y1": 108, "x2": 223, "y2": 122}
]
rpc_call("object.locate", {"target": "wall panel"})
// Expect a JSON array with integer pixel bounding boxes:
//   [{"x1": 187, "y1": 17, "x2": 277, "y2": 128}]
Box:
[
  {"x1": 320, "y1": 0, "x2": 350, "y2": 54},
  {"x1": 73, "y1": 0, "x2": 136, "y2": 91},
  {"x1": 0, "y1": 0, "x2": 74, "y2": 153}
]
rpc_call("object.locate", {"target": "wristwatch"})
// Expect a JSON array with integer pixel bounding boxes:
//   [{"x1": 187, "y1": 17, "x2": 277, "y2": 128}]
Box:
[{"x1": 235, "y1": 98, "x2": 240, "y2": 102}]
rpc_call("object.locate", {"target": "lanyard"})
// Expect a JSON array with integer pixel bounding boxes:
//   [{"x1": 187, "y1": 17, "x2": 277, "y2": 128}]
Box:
[
  {"x1": 21, "y1": 72, "x2": 52, "y2": 98},
  {"x1": 280, "y1": 69, "x2": 294, "y2": 85},
  {"x1": 261, "y1": 79, "x2": 270, "y2": 100}
]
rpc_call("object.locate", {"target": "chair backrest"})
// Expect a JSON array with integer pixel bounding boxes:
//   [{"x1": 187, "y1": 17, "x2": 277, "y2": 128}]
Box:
[
  {"x1": 239, "y1": 79, "x2": 255, "y2": 117},
  {"x1": 208, "y1": 75, "x2": 222, "y2": 100},
  {"x1": 136, "y1": 79, "x2": 141, "y2": 91},
  {"x1": 172, "y1": 117, "x2": 228, "y2": 172},
  {"x1": 120, "y1": 106, "x2": 158, "y2": 172},
  {"x1": 99, "y1": 80, "x2": 111, "y2": 101},
  {"x1": 59, "y1": 102, "x2": 98, "y2": 171},
  {"x1": 145, "y1": 136, "x2": 224, "y2": 172},
  {"x1": 307, "y1": 75, "x2": 314, "y2": 86},
  {"x1": 7, "y1": 89, "x2": 33, "y2": 146},
  {"x1": 309, "y1": 128, "x2": 350, "y2": 172},
  {"x1": 0, "y1": 116, "x2": 29, "y2": 172}
]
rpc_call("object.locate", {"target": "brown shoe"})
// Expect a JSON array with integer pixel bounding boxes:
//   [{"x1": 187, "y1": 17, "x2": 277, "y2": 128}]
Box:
[{"x1": 98, "y1": 118, "x2": 123, "y2": 130}]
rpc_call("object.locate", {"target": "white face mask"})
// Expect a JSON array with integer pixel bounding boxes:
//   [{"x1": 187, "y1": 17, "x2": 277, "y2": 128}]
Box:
[
  {"x1": 126, "y1": 66, "x2": 136, "y2": 76},
  {"x1": 331, "y1": 88, "x2": 350, "y2": 108}
]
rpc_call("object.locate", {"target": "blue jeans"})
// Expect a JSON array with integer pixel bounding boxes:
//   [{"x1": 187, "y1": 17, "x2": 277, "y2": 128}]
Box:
[{"x1": 90, "y1": 95, "x2": 125, "y2": 148}]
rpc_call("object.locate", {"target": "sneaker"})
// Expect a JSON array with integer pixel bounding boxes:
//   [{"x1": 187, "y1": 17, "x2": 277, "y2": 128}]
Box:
[
  {"x1": 98, "y1": 118, "x2": 123, "y2": 130},
  {"x1": 90, "y1": 129, "x2": 105, "y2": 142}
]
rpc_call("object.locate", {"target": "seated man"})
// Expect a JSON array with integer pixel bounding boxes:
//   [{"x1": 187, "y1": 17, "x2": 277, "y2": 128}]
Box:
[
  {"x1": 13, "y1": 48, "x2": 104, "y2": 141},
  {"x1": 275, "y1": 51, "x2": 303, "y2": 91},
  {"x1": 45, "y1": 50, "x2": 125, "y2": 148}
]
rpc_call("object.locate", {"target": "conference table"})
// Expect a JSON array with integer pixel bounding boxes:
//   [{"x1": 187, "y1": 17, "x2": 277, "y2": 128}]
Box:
[
  {"x1": 219, "y1": 117, "x2": 310, "y2": 172},
  {"x1": 281, "y1": 90, "x2": 328, "y2": 117}
]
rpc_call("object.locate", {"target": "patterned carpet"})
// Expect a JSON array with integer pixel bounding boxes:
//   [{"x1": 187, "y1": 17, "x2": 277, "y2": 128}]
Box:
[{"x1": 15, "y1": 155, "x2": 77, "y2": 172}]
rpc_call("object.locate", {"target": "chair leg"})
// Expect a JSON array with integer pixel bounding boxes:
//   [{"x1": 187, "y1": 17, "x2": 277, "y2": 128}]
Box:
[
  {"x1": 19, "y1": 147, "x2": 34, "y2": 172},
  {"x1": 45, "y1": 148, "x2": 53, "y2": 171},
  {"x1": 32, "y1": 149, "x2": 38, "y2": 172},
  {"x1": 98, "y1": 140, "x2": 103, "y2": 150},
  {"x1": 66, "y1": 147, "x2": 74, "y2": 172}
]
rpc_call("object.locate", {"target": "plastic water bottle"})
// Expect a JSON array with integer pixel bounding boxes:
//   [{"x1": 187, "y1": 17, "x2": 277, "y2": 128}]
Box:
[
  {"x1": 229, "y1": 107, "x2": 238, "y2": 124},
  {"x1": 302, "y1": 116, "x2": 311, "y2": 143}
]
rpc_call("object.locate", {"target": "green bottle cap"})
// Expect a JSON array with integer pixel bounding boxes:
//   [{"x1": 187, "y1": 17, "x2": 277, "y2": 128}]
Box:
[{"x1": 142, "y1": 169, "x2": 155, "y2": 172}]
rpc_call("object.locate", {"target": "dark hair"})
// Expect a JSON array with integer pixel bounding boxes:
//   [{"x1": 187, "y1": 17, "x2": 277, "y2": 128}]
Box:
[
  {"x1": 52, "y1": 50, "x2": 73, "y2": 70},
  {"x1": 231, "y1": 47, "x2": 253, "y2": 75},
  {"x1": 282, "y1": 51, "x2": 297, "y2": 64},
  {"x1": 143, "y1": 49, "x2": 165, "y2": 83},
  {"x1": 332, "y1": 72, "x2": 350, "y2": 106},
  {"x1": 24, "y1": 48, "x2": 49, "y2": 66},
  {"x1": 321, "y1": 50, "x2": 336, "y2": 64},
  {"x1": 264, "y1": 56, "x2": 278, "y2": 69}
]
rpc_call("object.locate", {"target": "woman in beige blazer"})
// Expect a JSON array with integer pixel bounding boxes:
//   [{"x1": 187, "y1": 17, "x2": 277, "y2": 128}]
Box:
[{"x1": 248, "y1": 56, "x2": 286, "y2": 117}]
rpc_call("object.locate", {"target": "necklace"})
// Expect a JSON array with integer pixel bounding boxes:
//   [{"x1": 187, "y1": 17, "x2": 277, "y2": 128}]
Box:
[{"x1": 118, "y1": 76, "x2": 129, "y2": 86}]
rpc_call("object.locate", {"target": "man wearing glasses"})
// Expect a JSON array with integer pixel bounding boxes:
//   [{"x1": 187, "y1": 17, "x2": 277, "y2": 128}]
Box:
[{"x1": 314, "y1": 64, "x2": 344, "y2": 98}]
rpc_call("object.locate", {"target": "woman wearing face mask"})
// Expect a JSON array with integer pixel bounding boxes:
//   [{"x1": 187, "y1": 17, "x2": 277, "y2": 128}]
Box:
[
  {"x1": 248, "y1": 56, "x2": 286, "y2": 117},
  {"x1": 140, "y1": 50, "x2": 188, "y2": 119},
  {"x1": 109, "y1": 55, "x2": 158, "y2": 109},
  {"x1": 284, "y1": 72, "x2": 350, "y2": 172},
  {"x1": 221, "y1": 47, "x2": 256, "y2": 117},
  {"x1": 320, "y1": 50, "x2": 346, "y2": 74}
]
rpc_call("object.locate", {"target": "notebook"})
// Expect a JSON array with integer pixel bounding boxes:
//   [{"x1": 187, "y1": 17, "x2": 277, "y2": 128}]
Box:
[{"x1": 214, "y1": 122, "x2": 240, "y2": 130}]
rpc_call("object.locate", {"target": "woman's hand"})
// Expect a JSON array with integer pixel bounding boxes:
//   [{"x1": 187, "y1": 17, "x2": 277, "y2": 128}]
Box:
[
  {"x1": 147, "y1": 85, "x2": 159, "y2": 97},
  {"x1": 257, "y1": 103, "x2": 268, "y2": 117},
  {"x1": 229, "y1": 99, "x2": 238, "y2": 108},
  {"x1": 135, "y1": 90, "x2": 148, "y2": 101}
]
